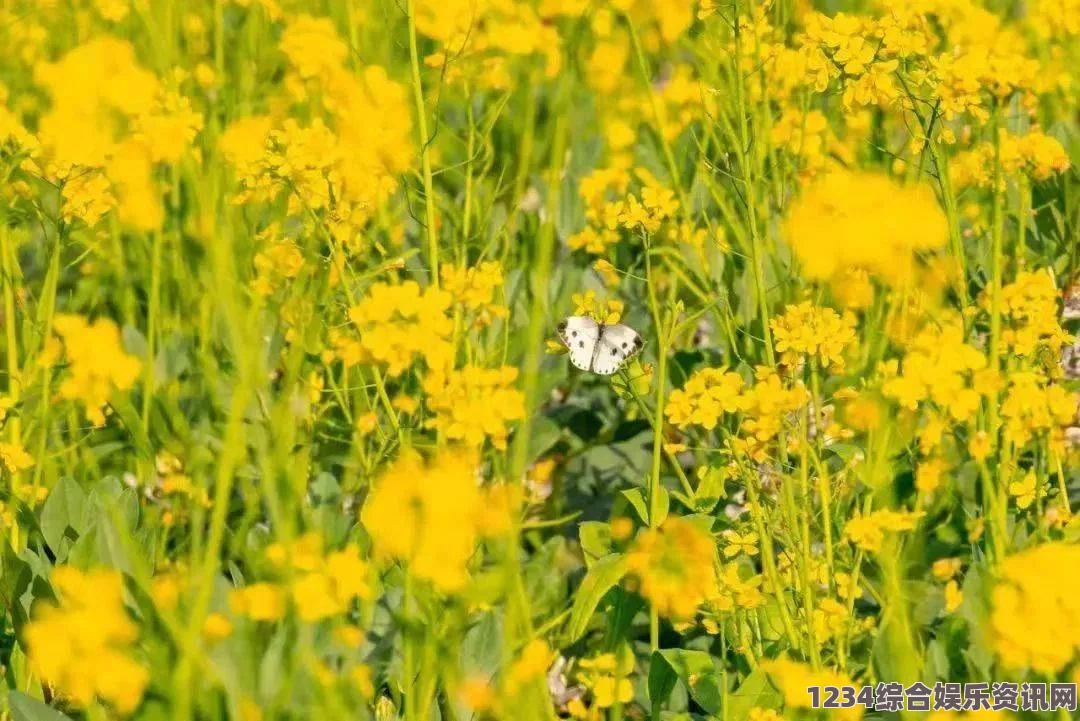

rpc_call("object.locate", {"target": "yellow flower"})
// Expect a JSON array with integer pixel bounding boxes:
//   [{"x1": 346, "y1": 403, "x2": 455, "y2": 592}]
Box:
[
  {"x1": 347, "y1": 281, "x2": 454, "y2": 376},
  {"x1": 202, "y1": 613, "x2": 234, "y2": 642},
  {"x1": 721, "y1": 530, "x2": 759, "y2": 558},
  {"x1": 23, "y1": 567, "x2": 149, "y2": 714},
  {"x1": 572, "y1": 290, "x2": 598, "y2": 317},
  {"x1": 915, "y1": 457, "x2": 948, "y2": 495},
  {"x1": 363, "y1": 449, "x2": 503, "y2": 593},
  {"x1": 1007, "y1": 471, "x2": 1045, "y2": 510},
  {"x1": 335, "y1": 625, "x2": 365, "y2": 649},
  {"x1": 748, "y1": 710, "x2": 783, "y2": 721},
  {"x1": 593, "y1": 259, "x2": 621, "y2": 286},
  {"x1": 932, "y1": 557, "x2": 962, "y2": 582},
  {"x1": 969, "y1": 430, "x2": 992, "y2": 461},
  {"x1": 266, "y1": 531, "x2": 324, "y2": 572},
  {"x1": 665, "y1": 367, "x2": 744, "y2": 431},
  {"x1": 761, "y1": 657, "x2": 862, "y2": 720},
  {"x1": 0, "y1": 441, "x2": 34, "y2": 473},
  {"x1": 279, "y1": 15, "x2": 348, "y2": 80},
  {"x1": 507, "y1": 639, "x2": 554, "y2": 691},
  {"x1": 352, "y1": 664, "x2": 378, "y2": 699},
  {"x1": 770, "y1": 302, "x2": 857, "y2": 369},
  {"x1": 229, "y1": 583, "x2": 286, "y2": 622},
  {"x1": 843, "y1": 509, "x2": 924, "y2": 553},
  {"x1": 575, "y1": 650, "x2": 635, "y2": 709},
  {"x1": 459, "y1": 677, "x2": 495, "y2": 712},
  {"x1": 52, "y1": 314, "x2": 142, "y2": 426},
  {"x1": 626, "y1": 517, "x2": 719, "y2": 619},
  {"x1": 441, "y1": 261, "x2": 506, "y2": 312},
  {"x1": 783, "y1": 170, "x2": 946, "y2": 286},
  {"x1": 992, "y1": 542, "x2": 1080, "y2": 672},
  {"x1": 944, "y1": 580, "x2": 963, "y2": 613},
  {"x1": 290, "y1": 573, "x2": 342, "y2": 622},
  {"x1": 423, "y1": 365, "x2": 524, "y2": 449}
]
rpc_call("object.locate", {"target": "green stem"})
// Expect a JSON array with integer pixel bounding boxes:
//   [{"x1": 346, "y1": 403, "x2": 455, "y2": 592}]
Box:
[
  {"x1": 644, "y1": 241, "x2": 667, "y2": 655},
  {"x1": 929, "y1": 142, "x2": 970, "y2": 308},
  {"x1": 405, "y1": 0, "x2": 440, "y2": 287},
  {"x1": 1, "y1": 221, "x2": 21, "y2": 442},
  {"x1": 142, "y1": 229, "x2": 162, "y2": 434},
  {"x1": 732, "y1": 0, "x2": 775, "y2": 366},
  {"x1": 809, "y1": 364, "x2": 834, "y2": 587},
  {"x1": 625, "y1": 17, "x2": 689, "y2": 214}
]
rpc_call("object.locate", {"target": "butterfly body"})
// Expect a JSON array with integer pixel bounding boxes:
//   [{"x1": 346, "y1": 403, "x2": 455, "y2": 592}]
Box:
[{"x1": 556, "y1": 316, "x2": 643, "y2": 375}]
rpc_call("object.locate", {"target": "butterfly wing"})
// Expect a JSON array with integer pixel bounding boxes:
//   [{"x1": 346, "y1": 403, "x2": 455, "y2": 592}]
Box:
[
  {"x1": 591, "y1": 323, "x2": 644, "y2": 375},
  {"x1": 557, "y1": 316, "x2": 601, "y2": 372}
]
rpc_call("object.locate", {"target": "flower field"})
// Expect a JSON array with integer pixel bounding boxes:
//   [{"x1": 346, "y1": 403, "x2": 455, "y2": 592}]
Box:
[{"x1": 0, "y1": 0, "x2": 1079, "y2": 719}]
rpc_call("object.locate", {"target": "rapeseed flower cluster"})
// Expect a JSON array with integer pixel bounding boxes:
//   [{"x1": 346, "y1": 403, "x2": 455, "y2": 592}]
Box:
[
  {"x1": 625, "y1": 517, "x2": 719, "y2": 619},
  {"x1": 567, "y1": 650, "x2": 635, "y2": 718},
  {"x1": 24, "y1": 567, "x2": 149, "y2": 714},
  {"x1": 782, "y1": 170, "x2": 947, "y2": 286},
  {"x1": 992, "y1": 542, "x2": 1080, "y2": 672},
  {"x1": 346, "y1": 281, "x2": 454, "y2": 375},
  {"x1": 843, "y1": 509, "x2": 925, "y2": 553},
  {"x1": 770, "y1": 302, "x2": 857, "y2": 370},
  {"x1": 1, "y1": 0, "x2": 1078, "y2": 719},
  {"x1": 423, "y1": 365, "x2": 525, "y2": 449},
  {"x1": 952, "y1": 130, "x2": 1071, "y2": 188},
  {"x1": 35, "y1": 37, "x2": 202, "y2": 230},
  {"x1": 361, "y1": 449, "x2": 514, "y2": 592},
  {"x1": 48, "y1": 315, "x2": 142, "y2": 426}
]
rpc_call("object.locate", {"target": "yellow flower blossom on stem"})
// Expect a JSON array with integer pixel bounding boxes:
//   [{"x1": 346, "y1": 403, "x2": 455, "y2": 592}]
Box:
[
  {"x1": 983, "y1": 269, "x2": 1073, "y2": 357},
  {"x1": 23, "y1": 567, "x2": 149, "y2": 715},
  {"x1": 992, "y1": 542, "x2": 1080, "y2": 672},
  {"x1": 574, "y1": 649, "x2": 634, "y2": 711},
  {"x1": 347, "y1": 281, "x2": 454, "y2": 376},
  {"x1": 735, "y1": 367, "x2": 810, "y2": 459},
  {"x1": 843, "y1": 509, "x2": 925, "y2": 553},
  {"x1": 1000, "y1": 371, "x2": 1076, "y2": 447},
  {"x1": 441, "y1": 261, "x2": 507, "y2": 321},
  {"x1": 783, "y1": 170, "x2": 946, "y2": 286},
  {"x1": 625, "y1": 516, "x2": 718, "y2": 619},
  {"x1": 362, "y1": 449, "x2": 511, "y2": 593},
  {"x1": 0, "y1": 441, "x2": 34, "y2": 473},
  {"x1": 51, "y1": 314, "x2": 142, "y2": 426},
  {"x1": 423, "y1": 365, "x2": 525, "y2": 449},
  {"x1": 881, "y1": 319, "x2": 987, "y2": 422},
  {"x1": 665, "y1": 367, "x2": 745, "y2": 431},
  {"x1": 952, "y1": 130, "x2": 1070, "y2": 188},
  {"x1": 229, "y1": 582, "x2": 287, "y2": 622},
  {"x1": 770, "y1": 302, "x2": 857, "y2": 370},
  {"x1": 761, "y1": 657, "x2": 862, "y2": 721}
]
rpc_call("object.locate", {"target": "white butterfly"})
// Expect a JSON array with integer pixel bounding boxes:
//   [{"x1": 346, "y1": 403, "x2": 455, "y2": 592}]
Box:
[{"x1": 556, "y1": 316, "x2": 644, "y2": 375}]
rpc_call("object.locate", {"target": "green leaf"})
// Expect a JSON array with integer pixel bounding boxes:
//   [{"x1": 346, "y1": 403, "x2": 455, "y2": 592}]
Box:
[
  {"x1": 579, "y1": 521, "x2": 613, "y2": 566},
  {"x1": 9, "y1": 691, "x2": 74, "y2": 721},
  {"x1": 462, "y1": 611, "x2": 502, "y2": 677},
  {"x1": 726, "y1": 668, "x2": 782, "y2": 721},
  {"x1": 621, "y1": 486, "x2": 669, "y2": 527},
  {"x1": 527, "y1": 415, "x2": 563, "y2": 462},
  {"x1": 565, "y1": 553, "x2": 628, "y2": 643},
  {"x1": 108, "y1": 393, "x2": 153, "y2": 459},
  {"x1": 693, "y1": 465, "x2": 727, "y2": 514},
  {"x1": 648, "y1": 650, "x2": 679, "y2": 711},
  {"x1": 655, "y1": 649, "x2": 723, "y2": 716},
  {"x1": 39, "y1": 476, "x2": 86, "y2": 556},
  {"x1": 622, "y1": 488, "x2": 649, "y2": 525}
]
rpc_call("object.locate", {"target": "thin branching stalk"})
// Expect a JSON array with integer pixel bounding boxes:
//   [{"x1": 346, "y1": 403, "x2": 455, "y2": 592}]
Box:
[{"x1": 405, "y1": 0, "x2": 440, "y2": 287}]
